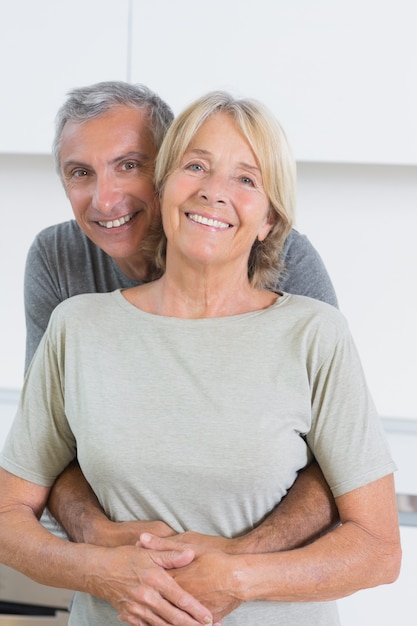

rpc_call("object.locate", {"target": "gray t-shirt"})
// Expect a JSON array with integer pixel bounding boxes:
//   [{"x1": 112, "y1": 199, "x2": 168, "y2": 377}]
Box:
[
  {"x1": 24, "y1": 220, "x2": 338, "y2": 372},
  {"x1": 1, "y1": 291, "x2": 395, "y2": 626}
]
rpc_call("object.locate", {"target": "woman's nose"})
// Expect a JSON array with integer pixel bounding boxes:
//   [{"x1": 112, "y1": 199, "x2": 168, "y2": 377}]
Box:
[{"x1": 198, "y1": 173, "x2": 228, "y2": 205}]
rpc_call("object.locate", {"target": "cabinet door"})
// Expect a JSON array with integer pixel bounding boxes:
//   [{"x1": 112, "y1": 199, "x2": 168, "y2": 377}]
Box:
[
  {"x1": 129, "y1": 0, "x2": 417, "y2": 164},
  {"x1": 0, "y1": 0, "x2": 129, "y2": 154}
]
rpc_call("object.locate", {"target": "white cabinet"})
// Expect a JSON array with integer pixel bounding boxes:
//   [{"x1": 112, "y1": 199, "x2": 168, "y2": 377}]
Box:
[
  {"x1": 2, "y1": 1, "x2": 416, "y2": 162},
  {"x1": 0, "y1": 0, "x2": 129, "y2": 154},
  {"x1": 129, "y1": 0, "x2": 417, "y2": 164}
]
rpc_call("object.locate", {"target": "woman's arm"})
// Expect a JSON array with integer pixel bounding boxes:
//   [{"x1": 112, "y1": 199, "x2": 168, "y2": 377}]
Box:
[
  {"x1": 231, "y1": 474, "x2": 401, "y2": 602},
  {"x1": 140, "y1": 474, "x2": 401, "y2": 621},
  {"x1": 0, "y1": 468, "x2": 213, "y2": 626}
]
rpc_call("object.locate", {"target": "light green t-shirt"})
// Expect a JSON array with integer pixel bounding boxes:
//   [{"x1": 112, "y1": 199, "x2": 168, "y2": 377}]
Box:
[{"x1": 1, "y1": 290, "x2": 395, "y2": 626}]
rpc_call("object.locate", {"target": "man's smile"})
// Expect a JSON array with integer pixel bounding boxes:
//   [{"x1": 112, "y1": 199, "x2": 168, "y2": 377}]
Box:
[{"x1": 98, "y1": 212, "x2": 136, "y2": 229}]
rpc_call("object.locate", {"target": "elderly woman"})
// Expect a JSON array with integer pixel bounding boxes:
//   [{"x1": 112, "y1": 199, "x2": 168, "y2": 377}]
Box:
[{"x1": 0, "y1": 92, "x2": 400, "y2": 626}]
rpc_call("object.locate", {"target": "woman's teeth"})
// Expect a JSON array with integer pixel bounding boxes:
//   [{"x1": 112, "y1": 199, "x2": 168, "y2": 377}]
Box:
[{"x1": 187, "y1": 213, "x2": 230, "y2": 229}]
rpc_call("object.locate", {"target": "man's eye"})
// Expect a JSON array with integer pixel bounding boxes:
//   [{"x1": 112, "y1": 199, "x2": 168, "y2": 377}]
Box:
[{"x1": 72, "y1": 169, "x2": 88, "y2": 178}]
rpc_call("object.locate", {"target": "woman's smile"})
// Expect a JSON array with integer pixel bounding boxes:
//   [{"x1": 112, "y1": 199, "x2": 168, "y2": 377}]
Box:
[{"x1": 185, "y1": 212, "x2": 232, "y2": 230}]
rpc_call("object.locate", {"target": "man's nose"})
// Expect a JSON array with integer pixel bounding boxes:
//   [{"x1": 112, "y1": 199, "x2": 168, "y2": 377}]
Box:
[{"x1": 92, "y1": 173, "x2": 123, "y2": 213}]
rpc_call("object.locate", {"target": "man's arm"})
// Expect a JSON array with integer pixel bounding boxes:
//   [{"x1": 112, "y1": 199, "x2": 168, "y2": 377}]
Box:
[
  {"x1": 219, "y1": 460, "x2": 339, "y2": 554},
  {"x1": 24, "y1": 231, "x2": 63, "y2": 372},
  {"x1": 47, "y1": 460, "x2": 176, "y2": 546},
  {"x1": 48, "y1": 459, "x2": 339, "y2": 552}
]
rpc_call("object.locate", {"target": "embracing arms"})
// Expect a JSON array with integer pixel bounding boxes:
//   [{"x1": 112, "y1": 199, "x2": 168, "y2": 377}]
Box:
[
  {"x1": 47, "y1": 458, "x2": 339, "y2": 551},
  {"x1": 46, "y1": 466, "x2": 400, "y2": 622}
]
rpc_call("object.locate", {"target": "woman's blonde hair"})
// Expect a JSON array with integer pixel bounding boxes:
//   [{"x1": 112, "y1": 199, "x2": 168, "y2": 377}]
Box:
[{"x1": 143, "y1": 91, "x2": 296, "y2": 289}]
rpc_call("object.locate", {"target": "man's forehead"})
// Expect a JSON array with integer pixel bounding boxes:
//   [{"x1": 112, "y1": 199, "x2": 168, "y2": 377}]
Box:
[{"x1": 60, "y1": 106, "x2": 156, "y2": 160}]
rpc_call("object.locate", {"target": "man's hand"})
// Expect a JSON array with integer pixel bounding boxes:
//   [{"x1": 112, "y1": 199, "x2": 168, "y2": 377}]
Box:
[
  {"x1": 88, "y1": 543, "x2": 214, "y2": 626},
  {"x1": 93, "y1": 519, "x2": 176, "y2": 548},
  {"x1": 140, "y1": 533, "x2": 241, "y2": 623}
]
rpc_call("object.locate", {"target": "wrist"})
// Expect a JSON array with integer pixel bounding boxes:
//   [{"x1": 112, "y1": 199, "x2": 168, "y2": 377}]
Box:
[
  {"x1": 227, "y1": 554, "x2": 255, "y2": 603},
  {"x1": 78, "y1": 515, "x2": 119, "y2": 547},
  {"x1": 225, "y1": 533, "x2": 267, "y2": 555}
]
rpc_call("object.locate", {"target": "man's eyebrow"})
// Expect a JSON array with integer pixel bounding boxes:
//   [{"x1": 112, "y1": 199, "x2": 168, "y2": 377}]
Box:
[
  {"x1": 110, "y1": 151, "x2": 153, "y2": 165},
  {"x1": 62, "y1": 151, "x2": 153, "y2": 171}
]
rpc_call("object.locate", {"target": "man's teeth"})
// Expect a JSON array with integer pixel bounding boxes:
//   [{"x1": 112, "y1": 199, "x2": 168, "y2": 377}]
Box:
[
  {"x1": 98, "y1": 214, "x2": 134, "y2": 229},
  {"x1": 187, "y1": 213, "x2": 230, "y2": 229}
]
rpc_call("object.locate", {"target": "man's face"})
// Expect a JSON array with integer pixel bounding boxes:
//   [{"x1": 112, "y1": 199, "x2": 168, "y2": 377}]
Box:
[{"x1": 59, "y1": 105, "x2": 158, "y2": 276}]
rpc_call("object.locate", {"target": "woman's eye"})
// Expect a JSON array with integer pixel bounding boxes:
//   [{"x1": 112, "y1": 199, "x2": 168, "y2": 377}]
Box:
[
  {"x1": 187, "y1": 163, "x2": 204, "y2": 172},
  {"x1": 240, "y1": 176, "x2": 254, "y2": 186}
]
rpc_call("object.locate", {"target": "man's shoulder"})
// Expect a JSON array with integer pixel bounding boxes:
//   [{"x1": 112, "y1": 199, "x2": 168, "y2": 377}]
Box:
[
  {"x1": 30, "y1": 220, "x2": 105, "y2": 264},
  {"x1": 33, "y1": 219, "x2": 89, "y2": 245},
  {"x1": 279, "y1": 229, "x2": 338, "y2": 308},
  {"x1": 282, "y1": 228, "x2": 315, "y2": 259}
]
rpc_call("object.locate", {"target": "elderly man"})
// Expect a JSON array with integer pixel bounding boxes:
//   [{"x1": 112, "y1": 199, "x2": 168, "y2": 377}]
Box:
[{"x1": 20, "y1": 82, "x2": 339, "y2": 623}]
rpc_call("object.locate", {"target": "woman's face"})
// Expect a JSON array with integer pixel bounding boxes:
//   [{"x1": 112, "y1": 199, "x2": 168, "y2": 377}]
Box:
[{"x1": 161, "y1": 112, "x2": 273, "y2": 272}]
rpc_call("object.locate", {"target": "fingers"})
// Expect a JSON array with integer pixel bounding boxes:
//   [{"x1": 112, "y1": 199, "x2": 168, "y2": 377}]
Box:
[
  {"x1": 140, "y1": 532, "x2": 184, "y2": 554},
  {"x1": 149, "y1": 546, "x2": 196, "y2": 570},
  {"x1": 116, "y1": 574, "x2": 213, "y2": 626},
  {"x1": 136, "y1": 533, "x2": 196, "y2": 569}
]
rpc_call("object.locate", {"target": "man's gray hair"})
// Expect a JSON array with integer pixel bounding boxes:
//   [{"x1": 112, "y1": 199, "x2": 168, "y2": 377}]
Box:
[{"x1": 53, "y1": 81, "x2": 174, "y2": 173}]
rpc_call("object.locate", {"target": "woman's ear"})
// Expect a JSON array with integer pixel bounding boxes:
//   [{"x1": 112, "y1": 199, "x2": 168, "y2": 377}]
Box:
[{"x1": 257, "y1": 207, "x2": 276, "y2": 242}]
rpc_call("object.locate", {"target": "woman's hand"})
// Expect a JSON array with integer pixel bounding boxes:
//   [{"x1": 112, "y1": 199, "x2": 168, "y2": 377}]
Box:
[
  {"x1": 87, "y1": 543, "x2": 214, "y2": 626},
  {"x1": 139, "y1": 533, "x2": 242, "y2": 623}
]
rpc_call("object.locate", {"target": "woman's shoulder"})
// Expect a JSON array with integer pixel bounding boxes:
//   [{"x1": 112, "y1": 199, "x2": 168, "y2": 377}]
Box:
[{"x1": 278, "y1": 292, "x2": 349, "y2": 339}]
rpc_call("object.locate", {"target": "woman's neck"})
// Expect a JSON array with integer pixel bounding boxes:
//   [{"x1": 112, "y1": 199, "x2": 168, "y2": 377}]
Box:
[{"x1": 124, "y1": 265, "x2": 278, "y2": 319}]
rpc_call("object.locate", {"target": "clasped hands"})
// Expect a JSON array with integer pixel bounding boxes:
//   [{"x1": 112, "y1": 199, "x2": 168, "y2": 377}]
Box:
[
  {"x1": 139, "y1": 530, "x2": 242, "y2": 622},
  {"x1": 102, "y1": 520, "x2": 243, "y2": 624}
]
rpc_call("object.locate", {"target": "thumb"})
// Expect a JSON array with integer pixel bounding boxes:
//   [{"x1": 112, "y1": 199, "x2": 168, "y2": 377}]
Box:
[
  {"x1": 139, "y1": 532, "x2": 181, "y2": 551},
  {"x1": 148, "y1": 547, "x2": 196, "y2": 570}
]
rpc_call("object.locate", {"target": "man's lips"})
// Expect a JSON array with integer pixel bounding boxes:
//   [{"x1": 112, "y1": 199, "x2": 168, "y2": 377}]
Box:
[
  {"x1": 186, "y1": 212, "x2": 232, "y2": 230},
  {"x1": 98, "y1": 213, "x2": 136, "y2": 229}
]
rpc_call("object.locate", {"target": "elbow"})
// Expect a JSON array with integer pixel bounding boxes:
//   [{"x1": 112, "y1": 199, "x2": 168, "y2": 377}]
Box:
[
  {"x1": 386, "y1": 543, "x2": 402, "y2": 584},
  {"x1": 375, "y1": 540, "x2": 402, "y2": 587}
]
